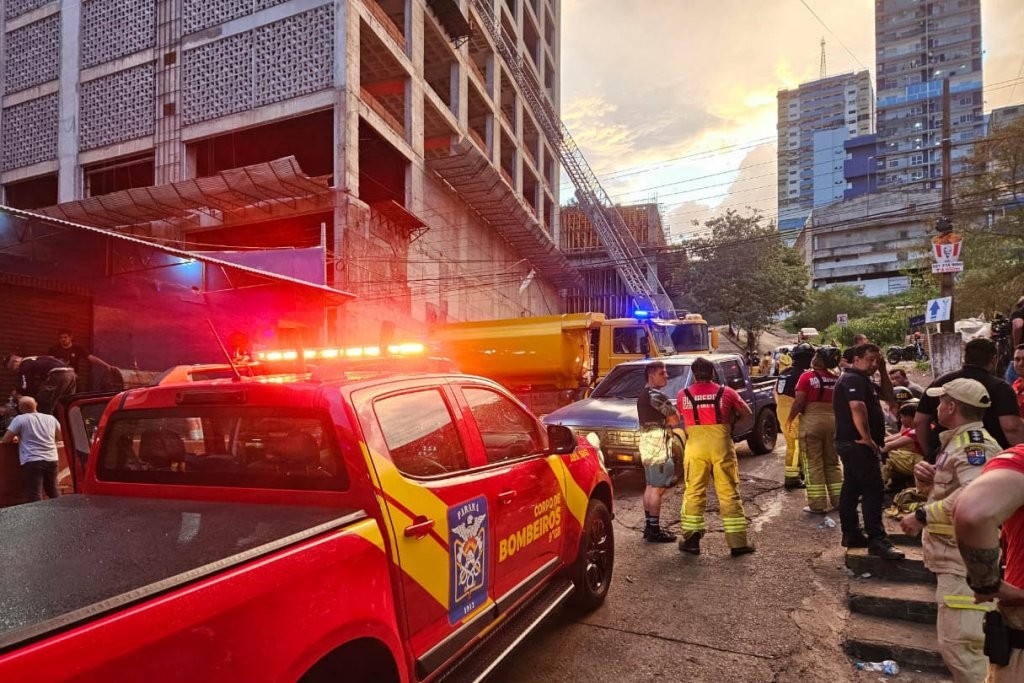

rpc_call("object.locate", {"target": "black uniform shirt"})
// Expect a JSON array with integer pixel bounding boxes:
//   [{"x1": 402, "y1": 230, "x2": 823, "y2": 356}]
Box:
[
  {"x1": 17, "y1": 355, "x2": 67, "y2": 397},
  {"x1": 833, "y1": 368, "x2": 886, "y2": 446},
  {"x1": 917, "y1": 364, "x2": 1019, "y2": 452},
  {"x1": 48, "y1": 343, "x2": 89, "y2": 374},
  {"x1": 637, "y1": 386, "x2": 677, "y2": 427}
]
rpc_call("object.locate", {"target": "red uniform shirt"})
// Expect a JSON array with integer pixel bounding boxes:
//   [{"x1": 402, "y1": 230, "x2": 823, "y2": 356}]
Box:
[
  {"x1": 794, "y1": 369, "x2": 837, "y2": 403},
  {"x1": 982, "y1": 444, "x2": 1024, "y2": 589},
  {"x1": 1013, "y1": 377, "x2": 1024, "y2": 418},
  {"x1": 677, "y1": 381, "x2": 744, "y2": 427}
]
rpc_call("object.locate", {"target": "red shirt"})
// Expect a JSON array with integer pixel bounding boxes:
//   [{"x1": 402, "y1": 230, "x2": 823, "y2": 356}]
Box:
[
  {"x1": 899, "y1": 427, "x2": 923, "y2": 455},
  {"x1": 982, "y1": 444, "x2": 1024, "y2": 589},
  {"x1": 1014, "y1": 377, "x2": 1024, "y2": 418},
  {"x1": 677, "y1": 381, "x2": 744, "y2": 427},
  {"x1": 795, "y1": 369, "x2": 837, "y2": 403}
]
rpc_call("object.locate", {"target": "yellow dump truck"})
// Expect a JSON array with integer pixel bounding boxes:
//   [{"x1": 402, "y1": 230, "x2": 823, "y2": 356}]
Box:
[{"x1": 434, "y1": 312, "x2": 716, "y2": 414}]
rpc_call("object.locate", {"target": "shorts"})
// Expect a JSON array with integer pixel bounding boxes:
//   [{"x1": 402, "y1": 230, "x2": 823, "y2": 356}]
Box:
[{"x1": 644, "y1": 458, "x2": 677, "y2": 488}]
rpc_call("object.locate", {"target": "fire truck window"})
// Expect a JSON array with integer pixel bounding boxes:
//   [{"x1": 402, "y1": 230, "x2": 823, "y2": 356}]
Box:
[
  {"x1": 95, "y1": 408, "x2": 347, "y2": 491},
  {"x1": 374, "y1": 389, "x2": 468, "y2": 477},
  {"x1": 612, "y1": 328, "x2": 643, "y2": 354},
  {"x1": 462, "y1": 387, "x2": 542, "y2": 463}
]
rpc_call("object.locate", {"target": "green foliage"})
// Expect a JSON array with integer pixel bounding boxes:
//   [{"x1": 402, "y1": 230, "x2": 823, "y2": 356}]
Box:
[
  {"x1": 786, "y1": 285, "x2": 874, "y2": 332},
  {"x1": 952, "y1": 116, "x2": 1024, "y2": 317},
  {"x1": 818, "y1": 313, "x2": 908, "y2": 348},
  {"x1": 681, "y1": 210, "x2": 809, "y2": 349}
]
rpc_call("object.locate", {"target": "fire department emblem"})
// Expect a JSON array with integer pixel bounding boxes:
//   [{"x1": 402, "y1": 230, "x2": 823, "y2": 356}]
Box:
[{"x1": 448, "y1": 496, "x2": 489, "y2": 624}]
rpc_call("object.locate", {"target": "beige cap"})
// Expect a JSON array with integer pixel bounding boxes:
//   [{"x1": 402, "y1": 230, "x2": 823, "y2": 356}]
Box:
[{"x1": 925, "y1": 378, "x2": 991, "y2": 408}]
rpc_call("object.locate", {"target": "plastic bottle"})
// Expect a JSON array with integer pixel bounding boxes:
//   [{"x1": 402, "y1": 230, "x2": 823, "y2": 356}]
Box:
[{"x1": 855, "y1": 660, "x2": 900, "y2": 676}]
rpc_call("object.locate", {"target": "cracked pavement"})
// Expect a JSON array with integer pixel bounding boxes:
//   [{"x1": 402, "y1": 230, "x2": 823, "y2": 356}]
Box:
[{"x1": 486, "y1": 440, "x2": 897, "y2": 683}]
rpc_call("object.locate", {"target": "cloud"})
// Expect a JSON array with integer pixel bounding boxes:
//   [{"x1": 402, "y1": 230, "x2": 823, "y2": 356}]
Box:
[{"x1": 559, "y1": 0, "x2": 1024, "y2": 224}]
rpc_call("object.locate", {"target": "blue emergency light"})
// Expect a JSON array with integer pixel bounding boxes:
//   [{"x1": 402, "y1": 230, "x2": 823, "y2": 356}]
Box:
[{"x1": 632, "y1": 309, "x2": 652, "y2": 320}]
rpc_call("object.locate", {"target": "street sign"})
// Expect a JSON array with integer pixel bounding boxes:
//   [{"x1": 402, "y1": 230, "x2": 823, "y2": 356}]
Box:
[
  {"x1": 931, "y1": 262, "x2": 964, "y2": 274},
  {"x1": 925, "y1": 296, "x2": 952, "y2": 323},
  {"x1": 836, "y1": 313, "x2": 848, "y2": 326},
  {"x1": 908, "y1": 314, "x2": 926, "y2": 328}
]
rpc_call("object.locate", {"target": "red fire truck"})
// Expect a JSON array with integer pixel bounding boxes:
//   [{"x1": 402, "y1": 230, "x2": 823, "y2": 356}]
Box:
[{"x1": 0, "y1": 363, "x2": 614, "y2": 682}]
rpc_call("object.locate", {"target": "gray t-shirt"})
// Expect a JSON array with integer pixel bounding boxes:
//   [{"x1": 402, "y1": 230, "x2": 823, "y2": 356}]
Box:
[{"x1": 7, "y1": 412, "x2": 60, "y2": 465}]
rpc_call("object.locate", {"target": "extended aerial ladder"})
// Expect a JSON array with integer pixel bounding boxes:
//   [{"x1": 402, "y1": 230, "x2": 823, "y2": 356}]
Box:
[{"x1": 470, "y1": 0, "x2": 676, "y2": 317}]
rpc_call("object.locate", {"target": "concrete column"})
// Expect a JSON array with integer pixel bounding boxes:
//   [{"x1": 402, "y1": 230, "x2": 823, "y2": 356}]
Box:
[
  {"x1": 153, "y1": 0, "x2": 184, "y2": 184},
  {"x1": 57, "y1": 0, "x2": 82, "y2": 201}
]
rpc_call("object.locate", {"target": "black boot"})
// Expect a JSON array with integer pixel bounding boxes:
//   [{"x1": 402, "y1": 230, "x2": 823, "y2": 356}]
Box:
[
  {"x1": 678, "y1": 532, "x2": 702, "y2": 555},
  {"x1": 730, "y1": 545, "x2": 756, "y2": 557},
  {"x1": 868, "y1": 537, "x2": 905, "y2": 561},
  {"x1": 643, "y1": 526, "x2": 677, "y2": 543}
]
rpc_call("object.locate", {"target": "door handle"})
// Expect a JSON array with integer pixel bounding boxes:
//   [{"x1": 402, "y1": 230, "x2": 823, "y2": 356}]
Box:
[
  {"x1": 498, "y1": 490, "x2": 517, "y2": 504},
  {"x1": 404, "y1": 516, "x2": 435, "y2": 538}
]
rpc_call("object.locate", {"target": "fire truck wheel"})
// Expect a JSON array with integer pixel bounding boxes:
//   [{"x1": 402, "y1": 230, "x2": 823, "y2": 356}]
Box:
[{"x1": 569, "y1": 499, "x2": 614, "y2": 611}]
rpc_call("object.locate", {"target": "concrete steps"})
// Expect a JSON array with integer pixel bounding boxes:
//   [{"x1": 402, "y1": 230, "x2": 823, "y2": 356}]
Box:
[
  {"x1": 845, "y1": 539, "x2": 948, "y2": 675},
  {"x1": 845, "y1": 614, "x2": 947, "y2": 674},
  {"x1": 849, "y1": 578, "x2": 937, "y2": 624},
  {"x1": 845, "y1": 545, "x2": 934, "y2": 584}
]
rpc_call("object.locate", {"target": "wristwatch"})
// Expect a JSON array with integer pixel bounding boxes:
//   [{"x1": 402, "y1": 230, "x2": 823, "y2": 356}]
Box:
[{"x1": 914, "y1": 508, "x2": 927, "y2": 524}]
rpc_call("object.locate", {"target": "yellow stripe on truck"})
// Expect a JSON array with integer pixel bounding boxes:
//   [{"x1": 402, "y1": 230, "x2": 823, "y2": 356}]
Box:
[
  {"x1": 345, "y1": 518, "x2": 387, "y2": 552},
  {"x1": 359, "y1": 441, "x2": 451, "y2": 607},
  {"x1": 546, "y1": 455, "x2": 588, "y2": 526}
]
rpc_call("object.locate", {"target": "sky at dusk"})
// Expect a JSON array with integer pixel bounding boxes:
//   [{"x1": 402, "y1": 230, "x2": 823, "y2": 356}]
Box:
[{"x1": 558, "y1": 0, "x2": 1024, "y2": 240}]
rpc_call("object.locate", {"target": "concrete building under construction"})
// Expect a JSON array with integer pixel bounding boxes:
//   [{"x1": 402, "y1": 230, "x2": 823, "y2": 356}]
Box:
[
  {"x1": 0, "y1": 0, "x2": 571, "y2": 358},
  {"x1": 560, "y1": 203, "x2": 667, "y2": 318}
]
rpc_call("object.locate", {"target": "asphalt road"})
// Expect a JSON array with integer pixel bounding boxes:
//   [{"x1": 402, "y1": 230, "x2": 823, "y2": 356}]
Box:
[{"x1": 486, "y1": 440, "x2": 948, "y2": 683}]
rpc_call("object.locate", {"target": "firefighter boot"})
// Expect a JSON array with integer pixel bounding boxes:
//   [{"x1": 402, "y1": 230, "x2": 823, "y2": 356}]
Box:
[{"x1": 678, "y1": 532, "x2": 702, "y2": 555}]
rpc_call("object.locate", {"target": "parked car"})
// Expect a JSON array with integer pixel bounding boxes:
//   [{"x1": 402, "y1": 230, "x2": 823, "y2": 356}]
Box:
[{"x1": 543, "y1": 353, "x2": 779, "y2": 473}]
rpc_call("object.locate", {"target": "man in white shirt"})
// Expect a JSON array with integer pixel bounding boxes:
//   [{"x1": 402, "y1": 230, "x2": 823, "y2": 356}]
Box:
[{"x1": 2, "y1": 396, "x2": 62, "y2": 502}]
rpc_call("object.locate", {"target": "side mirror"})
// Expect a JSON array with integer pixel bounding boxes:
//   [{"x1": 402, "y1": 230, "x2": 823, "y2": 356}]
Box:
[{"x1": 546, "y1": 424, "x2": 577, "y2": 455}]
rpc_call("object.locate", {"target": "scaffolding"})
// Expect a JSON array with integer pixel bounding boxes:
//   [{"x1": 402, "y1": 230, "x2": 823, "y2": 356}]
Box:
[{"x1": 470, "y1": 0, "x2": 675, "y2": 316}]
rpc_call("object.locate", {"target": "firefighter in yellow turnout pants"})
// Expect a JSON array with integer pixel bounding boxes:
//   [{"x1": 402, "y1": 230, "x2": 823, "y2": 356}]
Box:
[
  {"x1": 786, "y1": 346, "x2": 843, "y2": 513},
  {"x1": 776, "y1": 343, "x2": 815, "y2": 489},
  {"x1": 677, "y1": 357, "x2": 755, "y2": 556},
  {"x1": 901, "y1": 379, "x2": 1001, "y2": 682}
]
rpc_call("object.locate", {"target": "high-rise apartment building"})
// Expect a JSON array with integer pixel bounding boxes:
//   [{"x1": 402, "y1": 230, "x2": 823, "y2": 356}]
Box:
[
  {"x1": 874, "y1": 0, "x2": 983, "y2": 189},
  {"x1": 777, "y1": 70, "x2": 874, "y2": 232},
  {"x1": 0, "y1": 0, "x2": 568, "y2": 343}
]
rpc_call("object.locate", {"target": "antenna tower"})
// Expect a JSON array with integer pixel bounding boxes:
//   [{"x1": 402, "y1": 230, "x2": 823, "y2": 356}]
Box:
[{"x1": 819, "y1": 37, "x2": 826, "y2": 78}]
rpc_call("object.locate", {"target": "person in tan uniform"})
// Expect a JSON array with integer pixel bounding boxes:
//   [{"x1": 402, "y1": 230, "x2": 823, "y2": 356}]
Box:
[
  {"x1": 901, "y1": 378, "x2": 1001, "y2": 682},
  {"x1": 787, "y1": 346, "x2": 843, "y2": 514}
]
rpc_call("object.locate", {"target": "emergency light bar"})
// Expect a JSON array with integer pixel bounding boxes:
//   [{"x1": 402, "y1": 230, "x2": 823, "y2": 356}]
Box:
[{"x1": 256, "y1": 343, "x2": 426, "y2": 362}]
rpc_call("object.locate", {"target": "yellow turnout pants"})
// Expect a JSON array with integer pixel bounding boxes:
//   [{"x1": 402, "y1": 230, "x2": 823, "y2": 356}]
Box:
[
  {"x1": 798, "y1": 404, "x2": 843, "y2": 512},
  {"x1": 934, "y1": 573, "x2": 989, "y2": 682},
  {"x1": 681, "y1": 424, "x2": 749, "y2": 548},
  {"x1": 776, "y1": 394, "x2": 802, "y2": 484}
]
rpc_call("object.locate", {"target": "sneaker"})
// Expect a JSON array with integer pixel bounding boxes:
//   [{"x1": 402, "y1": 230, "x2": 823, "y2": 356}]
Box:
[
  {"x1": 730, "y1": 545, "x2": 756, "y2": 557},
  {"x1": 678, "y1": 532, "x2": 702, "y2": 555},
  {"x1": 868, "y1": 538, "x2": 905, "y2": 561},
  {"x1": 841, "y1": 532, "x2": 870, "y2": 548},
  {"x1": 643, "y1": 527, "x2": 677, "y2": 543}
]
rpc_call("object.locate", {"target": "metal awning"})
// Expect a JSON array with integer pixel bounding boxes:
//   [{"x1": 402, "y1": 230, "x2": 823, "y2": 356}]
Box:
[
  {"x1": 36, "y1": 157, "x2": 333, "y2": 230},
  {"x1": 0, "y1": 205, "x2": 356, "y2": 302},
  {"x1": 428, "y1": 137, "x2": 582, "y2": 290}
]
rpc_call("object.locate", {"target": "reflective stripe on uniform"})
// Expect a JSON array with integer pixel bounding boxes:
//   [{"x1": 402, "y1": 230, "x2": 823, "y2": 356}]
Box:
[
  {"x1": 681, "y1": 514, "x2": 707, "y2": 532},
  {"x1": 928, "y1": 522, "x2": 955, "y2": 537},
  {"x1": 722, "y1": 516, "x2": 747, "y2": 533},
  {"x1": 943, "y1": 594, "x2": 995, "y2": 611}
]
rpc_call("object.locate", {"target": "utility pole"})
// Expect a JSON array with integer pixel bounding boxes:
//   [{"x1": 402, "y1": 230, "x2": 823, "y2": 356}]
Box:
[
  {"x1": 819, "y1": 37, "x2": 826, "y2": 79},
  {"x1": 938, "y1": 78, "x2": 954, "y2": 334},
  {"x1": 930, "y1": 77, "x2": 960, "y2": 377}
]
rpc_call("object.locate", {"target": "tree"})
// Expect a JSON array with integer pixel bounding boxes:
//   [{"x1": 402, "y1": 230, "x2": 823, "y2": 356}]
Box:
[
  {"x1": 681, "y1": 210, "x2": 809, "y2": 350},
  {"x1": 952, "y1": 116, "x2": 1024, "y2": 317},
  {"x1": 786, "y1": 285, "x2": 873, "y2": 333}
]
